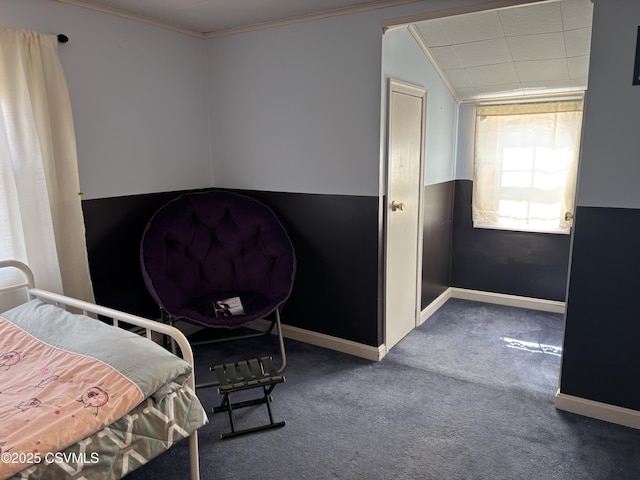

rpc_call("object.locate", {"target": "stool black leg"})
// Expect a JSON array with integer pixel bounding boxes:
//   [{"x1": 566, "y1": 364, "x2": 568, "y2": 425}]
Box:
[
  {"x1": 214, "y1": 389, "x2": 285, "y2": 439},
  {"x1": 225, "y1": 395, "x2": 236, "y2": 435}
]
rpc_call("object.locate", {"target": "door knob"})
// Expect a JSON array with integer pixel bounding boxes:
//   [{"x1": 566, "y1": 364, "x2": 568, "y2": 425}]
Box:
[
  {"x1": 391, "y1": 201, "x2": 404, "y2": 212},
  {"x1": 564, "y1": 211, "x2": 574, "y2": 221}
]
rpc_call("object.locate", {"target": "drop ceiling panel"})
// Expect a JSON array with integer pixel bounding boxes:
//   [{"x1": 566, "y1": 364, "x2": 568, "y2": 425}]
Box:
[
  {"x1": 567, "y1": 55, "x2": 590, "y2": 80},
  {"x1": 514, "y1": 58, "x2": 570, "y2": 83},
  {"x1": 453, "y1": 38, "x2": 512, "y2": 68},
  {"x1": 561, "y1": 0, "x2": 593, "y2": 30},
  {"x1": 498, "y1": 2, "x2": 563, "y2": 36},
  {"x1": 520, "y1": 79, "x2": 569, "y2": 90},
  {"x1": 440, "y1": 10, "x2": 504, "y2": 44},
  {"x1": 475, "y1": 83, "x2": 523, "y2": 97},
  {"x1": 411, "y1": 0, "x2": 593, "y2": 102},
  {"x1": 429, "y1": 46, "x2": 463, "y2": 70},
  {"x1": 444, "y1": 69, "x2": 474, "y2": 89},
  {"x1": 455, "y1": 87, "x2": 480, "y2": 98},
  {"x1": 564, "y1": 27, "x2": 592, "y2": 57},
  {"x1": 414, "y1": 19, "x2": 451, "y2": 47},
  {"x1": 570, "y1": 77, "x2": 588, "y2": 89},
  {"x1": 467, "y1": 63, "x2": 520, "y2": 87},
  {"x1": 507, "y1": 32, "x2": 566, "y2": 62}
]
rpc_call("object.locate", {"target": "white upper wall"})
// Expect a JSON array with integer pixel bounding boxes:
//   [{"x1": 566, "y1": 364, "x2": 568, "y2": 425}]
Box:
[
  {"x1": 455, "y1": 104, "x2": 476, "y2": 181},
  {"x1": 575, "y1": 0, "x2": 640, "y2": 208},
  {"x1": 206, "y1": 11, "x2": 384, "y2": 197},
  {"x1": 205, "y1": 1, "x2": 501, "y2": 197},
  {"x1": 2, "y1": 0, "x2": 585, "y2": 199},
  {"x1": 0, "y1": 0, "x2": 210, "y2": 200},
  {"x1": 381, "y1": 25, "x2": 458, "y2": 187}
]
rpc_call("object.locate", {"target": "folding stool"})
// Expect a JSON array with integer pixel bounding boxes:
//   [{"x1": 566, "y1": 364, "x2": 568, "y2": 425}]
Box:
[{"x1": 211, "y1": 356, "x2": 286, "y2": 439}]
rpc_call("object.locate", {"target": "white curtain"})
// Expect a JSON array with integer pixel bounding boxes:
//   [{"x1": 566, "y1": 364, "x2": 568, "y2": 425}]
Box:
[
  {"x1": 472, "y1": 100, "x2": 583, "y2": 233},
  {"x1": 0, "y1": 28, "x2": 94, "y2": 302}
]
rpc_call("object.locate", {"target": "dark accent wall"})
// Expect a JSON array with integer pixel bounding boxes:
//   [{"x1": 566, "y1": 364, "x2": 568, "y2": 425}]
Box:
[
  {"x1": 82, "y1": 180, "x2": 572, "y2": 351},
  {"x1": 238, "y1": 190, "x2": 380, "y2": 346},
  {"x1": 421, "y1": 181, "x2": 454, "y2": 309},
  {"x1": 82, "y1": 189, "x2": 381, "y2": 347},
  {"x1": 560, "y1": 206, "x2": 640, "y2": 411},
  {"x1": 82, "y1": 189, "x2": 195, "y2": 318},
  {"x1": 450, "y1": 179, "x2": 571, "y2": 302}
]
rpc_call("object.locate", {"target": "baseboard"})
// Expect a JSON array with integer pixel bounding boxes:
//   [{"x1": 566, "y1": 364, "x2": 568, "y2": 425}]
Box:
[
  {"x1": 419, "y1": 288, "x2": 453, "y2": 325},
  {"x1": 555, "y1": 391, "x2": 640, "y2": 430},
  {"x1": 252, "y1": 319, "x2": 385, "y2": 362},
  {"x1": 449, "y1": 287, "x2": 566, "y2": 314},
  {"x1": 251, "y1": 289, "x2": 563, "y2": 363},
  {"x1": 418, "y1": 287, "x2": 563, "y2": 324}
]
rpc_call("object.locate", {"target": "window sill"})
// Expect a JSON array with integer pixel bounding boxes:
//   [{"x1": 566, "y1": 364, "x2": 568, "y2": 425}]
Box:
[{"x1": 472, "y1": 222, "x2": 571, "y2": 235}]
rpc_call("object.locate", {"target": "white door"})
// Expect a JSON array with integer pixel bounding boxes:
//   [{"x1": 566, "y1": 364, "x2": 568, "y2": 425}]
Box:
[{"x1": 385, "y1": 79, "x2": 426, "y2": 352}]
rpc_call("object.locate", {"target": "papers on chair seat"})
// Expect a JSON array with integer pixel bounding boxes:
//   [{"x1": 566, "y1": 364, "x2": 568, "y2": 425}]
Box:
[{"x1": 214, "y1": 297, "x2": 245, "y2": 317}]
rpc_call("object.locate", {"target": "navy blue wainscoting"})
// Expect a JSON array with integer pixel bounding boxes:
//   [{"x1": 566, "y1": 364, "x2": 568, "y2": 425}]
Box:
[
  {"x1": 421, "y1": 181, "x2": 454, "y2": 309},
  {"x1": 560, "y1": 206, "x2": 640, "y2": 411},
  {"x1": 451, "y1": 180, "x2": 571, "y2": 302},
  {"x1": 82, "y1": 189, "x2": 381, "y2": 347}
]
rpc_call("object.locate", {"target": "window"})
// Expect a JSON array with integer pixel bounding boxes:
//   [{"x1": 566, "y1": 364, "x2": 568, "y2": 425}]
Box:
[{"x1": 472, "y1": 100, "x2": 583, "y2": 234}]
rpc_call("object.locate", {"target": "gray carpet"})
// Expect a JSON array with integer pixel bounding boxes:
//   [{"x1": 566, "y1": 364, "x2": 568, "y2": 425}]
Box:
[{"x1": 125, "y1": 299, "x2": 640, "y2": 480}]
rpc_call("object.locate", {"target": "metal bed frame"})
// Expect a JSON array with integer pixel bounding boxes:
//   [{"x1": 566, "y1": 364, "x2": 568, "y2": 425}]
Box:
[{"x1": 0, "y1": 260, "x2": 202, "y2": 480}]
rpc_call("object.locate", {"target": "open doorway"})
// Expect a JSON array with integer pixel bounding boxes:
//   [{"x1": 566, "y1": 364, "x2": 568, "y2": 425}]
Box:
[{"x1": 380, "y1": 0, "x2": 592, "y2": 355}]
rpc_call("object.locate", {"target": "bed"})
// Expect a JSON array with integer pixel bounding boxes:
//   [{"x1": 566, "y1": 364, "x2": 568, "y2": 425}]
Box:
[{"x1": 0, "y1": 260, "x2": 208, "y2": 480}]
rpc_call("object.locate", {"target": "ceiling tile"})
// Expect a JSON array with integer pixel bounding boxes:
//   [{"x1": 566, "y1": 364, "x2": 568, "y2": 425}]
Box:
[
  {"x1": 514, "y1": 59, "x2": 570, "y2": 83},
  {"x1": 570, "y1": 77, "x2": 588, "y2": 89},
  {"x1": 561, "y1": 0, "x2": 594, "y2": 30},
  {"x1": 443, "y1": 68, "x2": 474, "y2": 89},
  {"x1": 499, "y1": 2, "x2": 563, "y2": 36},
  {"x1": 453, "y1": 38, "x2": 512, "y2": 68},
  {"x1": 564, "y1": 27, "x2": 592, "y2": 57},
  {"x1": 440, "y1": 10, "x2": 504, "y2": 44},
  {"x1": 411, "y1": 0, "x2": 592, "y2": 101},
  {"x1": 429, "y1": 46, "x2": 463, "y2": 70},
  {"x1": 476, "y1": 83, "x2": 524, "y2": 97},
  {"x1": 567, "y1": 55, "x2": 590, "y2": 79},
  {"x1": 414, "y1": 19, "x2": 451, "y2": 47},
  {"x1": 519, "y1": 79, "x2": 570, "y2": 90},
  {"x1": 466, "y1": 62, "x2": 520, "y2": 87},
  {"x1": 455, "y1": 87, "x2": 480, "y2": 99},
  {"x1": 507, "y1": 32, "x2": 566, "y2": 62}
]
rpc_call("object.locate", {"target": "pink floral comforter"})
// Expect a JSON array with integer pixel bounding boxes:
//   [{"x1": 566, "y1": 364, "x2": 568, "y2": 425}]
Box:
[{"x1": 0, "y1": 300, "x2": 193, "y2": 479}]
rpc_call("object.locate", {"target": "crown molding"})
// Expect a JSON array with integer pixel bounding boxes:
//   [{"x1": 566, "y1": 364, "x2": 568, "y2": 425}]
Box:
[
  {"x1": 55, "y1": 0, "x2": 424, "y2": 40},
  {"x1": 203, "y1": 0, "x2": 421, "y2": 39},
  {"x1": 55, "y1": 0, "x2": 206, "y2": 38},
  {"x1": 407, "y1": 24, "x2": 461, "y2": 103}
]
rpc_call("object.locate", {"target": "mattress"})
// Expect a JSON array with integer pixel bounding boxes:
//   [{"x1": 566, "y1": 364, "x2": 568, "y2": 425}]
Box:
[{"x1": 7, "y1": 384, "x2": 207, "y2": 479}]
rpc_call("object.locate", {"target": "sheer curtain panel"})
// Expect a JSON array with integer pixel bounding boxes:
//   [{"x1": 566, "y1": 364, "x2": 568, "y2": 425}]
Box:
[
  {"x1": 472, "y1": 100, "x2": 583, "y2": 234},
  {"x1": 0, "y1": 28, "x2": 93, "y2": 302}
]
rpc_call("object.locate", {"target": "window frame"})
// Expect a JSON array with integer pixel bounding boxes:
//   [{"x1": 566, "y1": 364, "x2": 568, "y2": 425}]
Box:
[{"x1": 471, "y1": 96, "x2": 584, "y2": 235}]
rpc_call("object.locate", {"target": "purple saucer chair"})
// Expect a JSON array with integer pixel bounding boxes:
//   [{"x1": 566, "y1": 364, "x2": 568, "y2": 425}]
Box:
[{"x1": 140, "y1": 191, "x2": 295, "y2": 379}]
